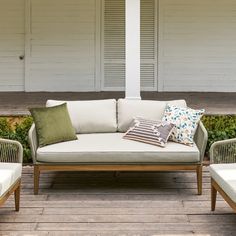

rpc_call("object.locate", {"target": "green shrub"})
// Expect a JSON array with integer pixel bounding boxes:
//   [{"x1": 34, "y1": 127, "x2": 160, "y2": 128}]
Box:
[
  {"x1": 14, "y1": 117, "x2": 33, "y2": 162},
  {"x1": 202, "y1": 115, "x2": 236, "y2": 155},
  {"x1": 0, "y1": 118, "x2": 12, "y2": 138},
  {"x1": 0, "y1": 117, "x2": 33, "y2": 163}
]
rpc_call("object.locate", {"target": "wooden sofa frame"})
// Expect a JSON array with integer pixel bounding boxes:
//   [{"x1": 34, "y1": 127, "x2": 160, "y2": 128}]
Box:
[
  {"x1": 211, "y1": 178, "x2": 236, "y2": 212},
  {"x1": 34, "y1": 164, "x2": 202, "y2": 195},
  {"x1": 0, "y1": 179, "x2": 21, "y2": 211},
  {"x1": 29, "y1": 122, "x2": 208, "y2": 196}
]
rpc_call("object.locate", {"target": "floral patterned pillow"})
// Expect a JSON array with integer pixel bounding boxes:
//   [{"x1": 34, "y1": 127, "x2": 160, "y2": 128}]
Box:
[{"x1": 162, "y1": 105, "x2": 205, "y2": 146}]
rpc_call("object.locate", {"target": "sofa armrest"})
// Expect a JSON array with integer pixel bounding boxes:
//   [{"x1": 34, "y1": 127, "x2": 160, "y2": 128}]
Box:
[
  {"x1": 0, "y1": 138, "x2": 23, "y2": 163},
  {"x1": 194, "y1": 121, "x2": 208, "y2": 162},
  {"x1": 28, "y1": 124, "x2": 38, "y2": 164},
  {"x1": 209, "y1": 138, "x2": 236, "y2": 164}
]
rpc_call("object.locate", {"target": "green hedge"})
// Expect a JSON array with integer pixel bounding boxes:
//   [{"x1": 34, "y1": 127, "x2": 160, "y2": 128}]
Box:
[
  {"x1": 0, "y1": 115, "x2": 235, "y2": 163},
  {"x1": 0, "y1": 117, "x2": 33, "y2": 163},
  {"x1": 202, "y1": 115, "x2": 236, "y2": 155}
]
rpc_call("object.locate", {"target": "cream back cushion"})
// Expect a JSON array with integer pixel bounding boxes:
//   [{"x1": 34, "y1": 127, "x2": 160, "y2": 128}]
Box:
[
  {"x1": 117, "y1": 99, "x2": 187, "y2": 132},
  {"x1": 46, "y1": 99, "x2": 117, "y2": 133}
]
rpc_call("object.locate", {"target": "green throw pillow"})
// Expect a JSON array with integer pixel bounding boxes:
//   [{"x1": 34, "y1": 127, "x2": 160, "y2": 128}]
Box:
[{"x1": 30, "y1": 103, "x2": 77, "y2": 147}]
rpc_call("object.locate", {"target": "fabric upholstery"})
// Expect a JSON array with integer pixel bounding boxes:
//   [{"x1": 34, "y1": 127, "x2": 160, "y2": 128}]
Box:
[
  {"x1": 46, "y1": 99, "x2": 117, "y2": 133},
  {"x1": 30, "y1": 103, "x2": 77, "y2": 147},
  {"x1": 162, "y1": 105, "x2": 204, "y2": 146},
  {"x1": 209, "y1": 164, "x2": 236, "y2": 203},
  {"x1": 117, "y1": 99, "x2": 187, "y2": 132},
  {"x1": 123, "y1": 117, "x2": 174, "y2": 147},
  {"x1": 36, "y1": 133, "x2": 200, "y2": 163},
  {"x1": 0, "y1": 163, "x2": 22, "y2": 197}
]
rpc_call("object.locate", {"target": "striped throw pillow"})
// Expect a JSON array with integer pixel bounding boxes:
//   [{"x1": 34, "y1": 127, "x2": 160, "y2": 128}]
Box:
[{"x1": 123, "y1": 117, "x2": 175, "y2": 147}]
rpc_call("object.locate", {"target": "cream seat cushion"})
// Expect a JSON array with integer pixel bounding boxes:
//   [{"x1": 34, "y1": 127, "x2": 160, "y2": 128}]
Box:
[
  {"x1": 209, "y1": 164, "x2": 236, "y2": 203},
  {"x1": 37, "y1": 133, "x2": 200, "y2": 163},
  {"x1": 0, "y1": 163, "x2": 22, "y2": 197}
]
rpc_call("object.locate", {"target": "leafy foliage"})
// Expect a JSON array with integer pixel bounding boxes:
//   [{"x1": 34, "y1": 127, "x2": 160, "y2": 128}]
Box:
[
  {"x1": 202, "y1": 115, "x2": 236, "y2": 154},
  {"x1": 0, "y1": 117, "x2": 33, "y2": 162}
]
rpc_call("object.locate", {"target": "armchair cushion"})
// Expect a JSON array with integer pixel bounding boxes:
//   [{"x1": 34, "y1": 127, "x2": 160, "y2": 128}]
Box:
[
  {"x1": 0, "y1": 163, "x2": 22, "y2": 197},
  {"x1": 209, "y1": 164, "x2": 236, "y2": 203}
]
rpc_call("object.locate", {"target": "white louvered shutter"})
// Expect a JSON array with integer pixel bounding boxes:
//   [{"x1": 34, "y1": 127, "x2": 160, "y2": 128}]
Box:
[
  {"x1": 103, "y1": 0, "x2": 125, "y2": 89},
  {"x1": 103, "y1": 0, "x2": 157, "y2": 91}
]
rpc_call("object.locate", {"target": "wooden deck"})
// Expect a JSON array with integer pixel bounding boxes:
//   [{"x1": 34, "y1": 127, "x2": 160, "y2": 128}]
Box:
[
  {"x1": 0, "y1": 92, "x2": 236, "y2": 116},
  {"x1": 0, "y1": 166, "x2": 236, "y2": 235}
]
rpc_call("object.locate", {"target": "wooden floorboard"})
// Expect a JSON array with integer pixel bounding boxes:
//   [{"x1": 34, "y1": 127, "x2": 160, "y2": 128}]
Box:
[
  {"x1": 0, "y1": 166, "x2": 236, "y2": 235},
  {"x1": 0, "y1": 92, "x2": 235, "y2": 116}
]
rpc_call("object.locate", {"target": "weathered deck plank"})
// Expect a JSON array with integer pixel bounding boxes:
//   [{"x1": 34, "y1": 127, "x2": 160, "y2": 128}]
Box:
[{"x1": 0, "y1": 166, "x2": 236, "y2": 235}]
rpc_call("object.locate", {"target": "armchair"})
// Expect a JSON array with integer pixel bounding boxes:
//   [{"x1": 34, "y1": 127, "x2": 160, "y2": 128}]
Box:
[
  {"x1": 0, "y1": 139, "x2": 23, "y2": 211},
  {"x1": 209, "y1": 138, "x2": 236, "y2": 212}
]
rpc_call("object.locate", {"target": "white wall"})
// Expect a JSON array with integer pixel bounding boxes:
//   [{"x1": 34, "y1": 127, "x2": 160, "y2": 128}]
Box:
[
  {"x1": 0, "y1": 0, "x2": 25, "y2": 91},
  {"x1": 159, "y1": 0, "x2": 236, "y2": 92},
  {"x1": 1, "y1": 0, "x2": 236, "y2": 92}
]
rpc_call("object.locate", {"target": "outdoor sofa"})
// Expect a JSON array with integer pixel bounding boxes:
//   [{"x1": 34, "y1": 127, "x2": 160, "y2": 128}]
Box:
[{"x1": 28, "y1": 99, "x2": 208, "y2": 195}]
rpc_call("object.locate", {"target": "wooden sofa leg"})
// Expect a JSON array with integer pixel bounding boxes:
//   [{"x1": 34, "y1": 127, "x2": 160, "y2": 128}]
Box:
[
  {"x1": 14, "y1": 182, "x2": 21, "y2": 212},
  {"x1": 34, "y1": 166, "x2": 40, "y2": 195},
  {"x1": 196, "y1": 165, "x2": 202, "y2": 195},
  {"x1": 211, "y1": 178, "x2": 217, "y2": 211}
]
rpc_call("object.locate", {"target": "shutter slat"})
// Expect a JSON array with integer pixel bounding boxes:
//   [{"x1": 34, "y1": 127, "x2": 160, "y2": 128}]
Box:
[{"x1": 104, "y1": 0, "x2": 125, "y2": 60}]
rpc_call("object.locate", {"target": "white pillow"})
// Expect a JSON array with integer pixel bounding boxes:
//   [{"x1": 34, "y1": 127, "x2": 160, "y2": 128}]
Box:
[
  {"x1": 117, "y1": 99, "x2": 187, "y2": 132},
  {"x1": 46, "y1": 99, "x2": 117, "y2": 133}
]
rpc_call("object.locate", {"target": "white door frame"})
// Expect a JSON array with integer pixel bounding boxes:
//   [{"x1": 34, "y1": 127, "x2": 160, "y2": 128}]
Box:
[
  {"x1": 157, "y1": 0, "x2": 164, "y2": 92},
  {"x1": 125, "y1": 0, "x2": 141, "y2": 99},
  {"x1": 95, "y1": 0, "x2": 102, "y2": 91},
  {"x1": 24, "y1": 0, "x2": 31, "y2": 92}
]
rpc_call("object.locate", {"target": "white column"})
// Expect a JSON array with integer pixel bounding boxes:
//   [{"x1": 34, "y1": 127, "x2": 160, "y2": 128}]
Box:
[{"x1": 125, "y1": 0, "x2": 141, "y2": 100}]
